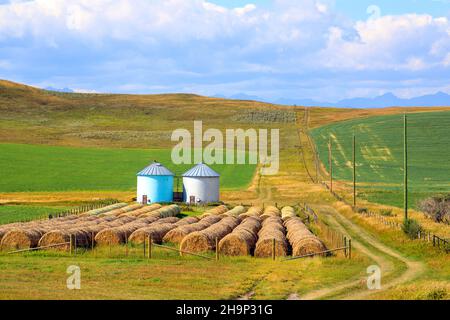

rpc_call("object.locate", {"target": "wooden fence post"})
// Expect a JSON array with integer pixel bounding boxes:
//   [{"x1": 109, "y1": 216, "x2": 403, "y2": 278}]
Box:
[
  {"x1": 69, "y1": 234, "x2": 73, "y2": 255},
  {"x1": 348, "y1": 239, "x2": 352, "y2": 259},
  {"x1": 148, "y1": 235, "x2": 152, "y2": 259},
  {"x1": 215, "y1": 237, "x2": 219, "y2": 261},
  {"x1": 344, "y1": 237, "x2": 347, "y2": 258},
  {"x1": 74, "y1": 234, "x2": 77, "y2": 256},
  {"x1": 91, "y1": 232, "x2": 94, "y2": 251},
  {"x1": 143, "y1": 237, "x2": 146, "y2": 258},
  {"x1": 272, "y1": 238, "x2": 276, "y2": 261}
]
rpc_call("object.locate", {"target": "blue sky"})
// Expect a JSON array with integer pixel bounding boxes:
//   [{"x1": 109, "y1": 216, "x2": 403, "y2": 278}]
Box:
[{"x1": 0, "y1": 0, "x2": 449, "y2": 101}]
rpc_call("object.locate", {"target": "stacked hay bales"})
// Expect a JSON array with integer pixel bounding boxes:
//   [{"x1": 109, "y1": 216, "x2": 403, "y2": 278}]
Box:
[
  {"x1": 162, "y1": 215, "x2": 223, "y2": 244},
  {"x1": 38, "y1": 215, "x2": 138, "y2": 250},
  {"x1": 94, "y1": 205, "x2": 180, "y2": 245},
  {"x1": 129, "y1": 217, "x2": 198, "y2": 244},
  {"x1": 118, "y1": 204, "x2": 162, "y2": 217},
  {"x1": 285, "y1": 217, "x2": 327, "y2": 257},
  {"x1": 260, "y1": 206, "x2": 281, "y2": 220},
  {"x1": 281, "y1": 206, "x2": 296, "y2": 221},
  {"x1": 219, "y1": 214, "x2": 262, "y2": 256},
  {"x1": 222, "y1": 206, "x2": 246, "y2": 217},
  {"x1": 139, "y1": 204, "x2": 180, "y2": 218},
  {"x1": 80, "y1": 203, "x2": 128, "y2": 216},
  {"x1": 1, "y1": 228, "x2": 44, "y2": 249},
  {"x1": 199, "y1": 205, "x2": 228, "y2": 218},
  {"x1": 238, "y1": 206, "x2": 263, "y2": 219},
  {"x1": 98, "y1": 204, "x2": 143, "y2": 217},
  {"x1": 180, "y1": 216, "x2": 240, "y2": 253},
  {"x1": 254, "y1": 216, "x2": 288, "y2": 257}
]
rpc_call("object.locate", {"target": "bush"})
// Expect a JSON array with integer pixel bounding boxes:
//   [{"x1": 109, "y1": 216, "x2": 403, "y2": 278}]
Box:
[
  {"x1": 380, "y1": 209, "x2": 394, "y2": 217},
  {"x1": 419, "y1": 195, "x2": 450, "y2": 224},
  {"x1": 401, "y1": 219, "x2": 423, "y2": 239},
  {"x1": 357, "y1": 207, "x2": 368, "y2": 214},
  {"x1": 426, "y1": 288, "x2": 447, "y2": 300}
]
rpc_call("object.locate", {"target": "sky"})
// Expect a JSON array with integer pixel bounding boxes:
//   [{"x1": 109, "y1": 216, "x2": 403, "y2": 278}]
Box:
[{"x1": 0, "y1": 0, "x2": 450, "y2": 101}]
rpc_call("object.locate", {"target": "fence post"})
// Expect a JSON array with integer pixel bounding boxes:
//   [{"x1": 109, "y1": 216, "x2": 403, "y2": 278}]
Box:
[
  {"x1": 148, "y1": 235, "x2": 152, "y2": 259},
  {"x1": 348, "y1": 239, "x2": 352, "y2": 259},
  {"x1": 143, "y1": 237, "x2": 146, "y2": 258},
  {"x1": 74, "y1": 234, "x2": 77, "y2": 256},
  {"x1": 69, "y1": 234, "x2": 73, "y2": 255},
  {"x1": 433, "y1": 235, "x2": 436, "y2": 247},
  {"x1": 91, "y1": 232, "x2": 94, "y2": 251},
  {"x1": 215, "y1": 237, "x2": 219, "y2": 261},
  {"x1": 272, "y1": 238, "x2": 276, "y2": 261},
  {"x1": 344, "y1": 237, "x2": 347, "y2": 258}
]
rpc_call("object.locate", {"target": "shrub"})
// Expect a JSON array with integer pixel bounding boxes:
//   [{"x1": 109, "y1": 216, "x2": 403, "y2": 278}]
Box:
[
  {"x1": 357, "y1": 207, "x2": 368, "y2": 214},
  {"x1": 401, "y1": 219, "x2": 423, "y2": 239},
  {"x1": 418, "y1": 195, "x2": 450, "y2": 224},
  {"x1": 380, "y1": 209, "x2": 394, "y2": 217},
  {"x1": 426, "y1": 288, "x2": 447, "y2": 300}
]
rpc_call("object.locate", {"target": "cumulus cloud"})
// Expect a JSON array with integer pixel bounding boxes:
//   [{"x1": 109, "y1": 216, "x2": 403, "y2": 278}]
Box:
[{"x1": 0, "y1": 0, "x2": 449, "y2": 100}]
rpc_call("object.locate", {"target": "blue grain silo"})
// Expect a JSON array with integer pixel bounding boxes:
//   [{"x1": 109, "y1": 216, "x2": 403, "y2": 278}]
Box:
[{"x1": 136, "y1": 161, "x2": 174, "y2": 204}]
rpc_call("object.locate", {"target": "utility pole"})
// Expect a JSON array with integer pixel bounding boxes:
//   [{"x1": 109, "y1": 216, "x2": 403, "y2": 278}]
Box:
[
  {"x1": 352, "y1": 134, "x2": 356, "y2": 207},
  {"x1": 328, "y1": 137, "x2": 333, "y2": 193},
  {"x1": 404, "y1": 114, "x2": 408, "y2": 221}
]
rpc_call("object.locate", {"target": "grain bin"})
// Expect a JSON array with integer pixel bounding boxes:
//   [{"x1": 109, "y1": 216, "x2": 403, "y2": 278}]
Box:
[
  {"x1": 137, "y1": 161, "x2": 174, "y2": 204},
  {"x1": 182, "y1": 163, "x2": 220, "y2": 204}
]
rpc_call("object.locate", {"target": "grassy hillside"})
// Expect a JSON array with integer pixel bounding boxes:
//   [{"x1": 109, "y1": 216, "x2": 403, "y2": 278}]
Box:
[
  {"x1": 0, "y1": 143, "x2": 255, "y2": 192},
  {"x1": 311, "y1": 111, "x2": 450, "y2": 207}
]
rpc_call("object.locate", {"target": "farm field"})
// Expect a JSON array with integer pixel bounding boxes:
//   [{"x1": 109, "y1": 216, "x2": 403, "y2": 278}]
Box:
[
  {"x1": 310, "y1": 111, "x2": 450, "y2": 208},
  {"x1": 0, "y1": 143, "x2": 256, "y2": 192},
  {"x1": 0, "y1": 80, "x2": 449, "y2": 300},
  {"x1": 0, "y1": 205, "x2": 71, "y2": 224}
]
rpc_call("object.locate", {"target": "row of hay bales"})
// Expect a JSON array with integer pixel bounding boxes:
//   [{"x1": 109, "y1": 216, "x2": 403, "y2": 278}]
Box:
[
  {"x1": 255, "y1": 207, "x2": 288, "y2": 257},
  {"x1": 94, "y1": 205, "x2": 180, "y2": 245},
  {"x1": 163, "y1": 215, "x2": 223, "y2": 244},
  {"x1": 0, "y1": 203, "x2": 173, "y2": 250},
  {"x1": 199, "y1": 205, "x2": 228, "y2": 218},
  {"x1": 79, "y1": 202, "x2": 128, "y2": 216},
  {"x1": 285, "y1": 217, "x2": 327, "y2": 256},
  {"x1": 180, "y1": 215, "x2": 241, "y2": 253}
]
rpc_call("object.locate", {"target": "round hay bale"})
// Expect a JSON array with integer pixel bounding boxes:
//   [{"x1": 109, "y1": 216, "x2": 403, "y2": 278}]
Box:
[
  {"x1": 0, "y1": 228, "x2": 43, "y2": 249},
  {"x1": 174, "y1": 216, "x2": 199, "y2": 226},
  {"x1": 238, "y1": 206, "x2": 263, "y2": 219},
  {"x1": 81, "y1": 203, "x2": 128, "y2": 216},
  {"x1": 180, "y1": 216, "x2": 240, "y2": 253},
  {"x1": 118, "y1": 203, "x2": 162, "y2": 217},
  {"x1": 129, "y1": 223, "x2": 177, "y2": 244},
  {"x1": 254, "y1": 215, "x2": 287, "y2": 257},
  {"x1": 198, "y1": 205, "x2": 228, "y2": 218},
  {"x1": 162, "y1": 215, "x2": 222, "y2": 244},
  {"x1": 260, "y1": 206, "x2": 281, "y2": 220},
  {"x1": 219, "y1": 216, "x2": 262, "y2": 256},
  {"x1": 281, "y1": 206, "x2": 296, "y2": 221},
  {"x1": 284, "y1": 217, "x2": 326, "y2": 256},
  {"x1": 223, "y1": 206, "x2": 246, "y2": 217}
]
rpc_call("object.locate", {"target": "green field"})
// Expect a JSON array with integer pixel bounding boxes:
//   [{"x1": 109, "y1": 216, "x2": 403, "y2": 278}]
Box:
[
  {"x1": 0, "y1": 143, "x2": 256, "y2": 192},
  {"x1": 311, "y1": 111, "x2": 450, "y2": 207},
  {"x1": 0, "y1": 205, "x2": 71, "y2": 224}
]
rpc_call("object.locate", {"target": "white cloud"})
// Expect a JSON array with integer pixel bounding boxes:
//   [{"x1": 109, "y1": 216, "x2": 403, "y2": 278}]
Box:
[{"x1": 0, "y1": 0, "x2": 449, "y2": 100}]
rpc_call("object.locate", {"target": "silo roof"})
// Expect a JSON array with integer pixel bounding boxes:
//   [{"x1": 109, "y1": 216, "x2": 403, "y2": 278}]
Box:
[
  {"x1": 137, "y1": 161, "x2": 174, "y2": 176},
  {"x1": 182, "y1": 163, "x2": 220, "y2": 177}
]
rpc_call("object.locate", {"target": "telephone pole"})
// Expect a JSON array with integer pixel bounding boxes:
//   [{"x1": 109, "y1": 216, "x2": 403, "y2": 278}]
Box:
[
  {"x1": 404, "y1": 114, "x2": 408, "y2": 221},
  {"x1": 352, "y1": 134, "x2": 356, "y2": 207},
  {"x1": 328, "y1": 137, "x2": 333, "y2": 193}
]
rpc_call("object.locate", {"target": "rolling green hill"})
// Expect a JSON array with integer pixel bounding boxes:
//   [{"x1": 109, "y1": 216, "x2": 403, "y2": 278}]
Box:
[{"x1": 311, "y1": 111, "x2": 450, "y2": 207}]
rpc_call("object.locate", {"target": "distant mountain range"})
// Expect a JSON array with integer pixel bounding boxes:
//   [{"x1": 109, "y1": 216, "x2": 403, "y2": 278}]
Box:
[
  {"x1": 215, "y1": 92, "x2": 450, "y2": 108},
  {"x1": 44, "y1": 86, "x2": 74, "y2": 93}
]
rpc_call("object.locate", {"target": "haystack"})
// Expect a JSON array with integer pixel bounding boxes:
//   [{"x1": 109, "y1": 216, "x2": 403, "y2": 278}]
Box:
[
  {"x1": 260, "y1": 206, "x2": 281, "y2": 220},
  {"x1": 219, "y1": 216, "x2": 262, "y2": 256},
  {"x1": 281, "y1": 206, "x2": 296, "y2": 221},
  {"x1": 284, "y1": 217, "x2": 326, "y2": 256},
  {"x1": 254, "y1": 216, "x2": 288, "y2": 257},
  {"x1": 162, "y1": 215, "x2": 222, "y2": 244},
  {"x1": 180, "y1": 216, "x2": 240, "y2": 253},
  {"x1": 238, "y1": 206, "x2": 263, "y2": 219},
  {"x1": 222, "y1": 206, "x2": 246, "y2": 217},
  {"x1": 198, "y1": 205, "x2": 228, "y2": 218},
  {"x1": 80, "y1": 202, "x2": 128, "y2": 216},
  {"x1": 0, "y1": 228, "x2": 44, "y2": 249}
]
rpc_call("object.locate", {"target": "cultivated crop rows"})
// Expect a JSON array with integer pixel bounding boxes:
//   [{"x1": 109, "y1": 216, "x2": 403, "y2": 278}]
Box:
[{"x1": 0, "y1": 204, "x2": 327, "y2": 257}]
